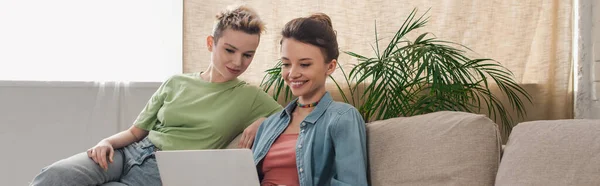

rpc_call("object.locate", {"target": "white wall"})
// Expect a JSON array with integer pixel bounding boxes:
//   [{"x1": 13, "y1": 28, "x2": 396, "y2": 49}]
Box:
[
  {"x1": 0, "y1": 81, "x2": 159, "y2": 185},
  {"x1": 0, "y1": 0, "x2": 182, "y2": 82}
]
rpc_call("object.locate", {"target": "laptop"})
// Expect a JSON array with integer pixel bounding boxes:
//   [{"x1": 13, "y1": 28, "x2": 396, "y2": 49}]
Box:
[{"x1": 155, "y1": 149, "x2": 260, "y2": 186}]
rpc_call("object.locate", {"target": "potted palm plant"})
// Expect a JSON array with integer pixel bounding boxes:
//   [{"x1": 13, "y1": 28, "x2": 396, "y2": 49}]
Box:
[{"x1": 260, "y1": 8, "x2": 532, "y2": 139}]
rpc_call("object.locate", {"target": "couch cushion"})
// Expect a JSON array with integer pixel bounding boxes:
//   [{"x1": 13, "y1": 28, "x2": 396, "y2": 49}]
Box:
[
  {"x1": 495, "y1": 119, "x2": 600, "y2": 186},
  {"x1": 367, "y1": 111, "x2": 501, "y2": 186}
]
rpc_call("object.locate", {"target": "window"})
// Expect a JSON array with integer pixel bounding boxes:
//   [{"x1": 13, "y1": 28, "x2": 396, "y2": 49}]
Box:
[{"x1": 0, "y1": 0, "x2": 182, "y2": 82}]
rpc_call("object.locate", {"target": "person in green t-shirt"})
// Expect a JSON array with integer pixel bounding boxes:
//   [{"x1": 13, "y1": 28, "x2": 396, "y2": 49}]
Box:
[{"x1": 30, "y1": 5, "x2": 281, "y2": 186}]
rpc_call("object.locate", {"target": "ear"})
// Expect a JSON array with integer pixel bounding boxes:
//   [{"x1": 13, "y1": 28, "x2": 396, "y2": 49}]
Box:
[
  {"x1": 206, "y1": 36, "x2": 215, "y2": 52},
  {"x1": 326, "y1": 59, "x2": 337, "y2": 76}
]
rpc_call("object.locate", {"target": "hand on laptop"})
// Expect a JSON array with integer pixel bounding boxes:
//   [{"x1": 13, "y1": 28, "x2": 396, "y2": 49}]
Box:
[{"x1": 239, "y1": 117, "x2": 266, "y2": 148}]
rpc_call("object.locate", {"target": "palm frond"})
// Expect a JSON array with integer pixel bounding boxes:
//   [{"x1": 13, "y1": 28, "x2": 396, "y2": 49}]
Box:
[{"x1": 260, "y1": 8, "x2": 532, "y2": 139}]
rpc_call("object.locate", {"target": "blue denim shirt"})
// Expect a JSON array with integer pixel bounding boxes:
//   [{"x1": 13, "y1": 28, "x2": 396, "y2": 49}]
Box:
[{"x1": 252, "y1": 92, "x2": 368, "y2": 186}]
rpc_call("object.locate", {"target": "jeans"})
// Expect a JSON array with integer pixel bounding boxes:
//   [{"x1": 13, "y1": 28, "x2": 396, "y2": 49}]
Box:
[{"x1": 30, "y1": 138, "x2": 161, "y2": 186}]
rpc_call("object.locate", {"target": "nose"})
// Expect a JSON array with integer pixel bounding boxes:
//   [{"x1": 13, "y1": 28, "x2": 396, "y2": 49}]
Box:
[
  {"x1": 288, "y1": 65, "x2": 301, "y2": 79},
  {"x1": 232, "y1": 55, "x2": 243, "y2": 66}
]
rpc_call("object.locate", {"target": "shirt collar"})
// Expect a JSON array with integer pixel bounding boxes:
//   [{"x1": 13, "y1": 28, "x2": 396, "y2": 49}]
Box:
[{"x1": 279, "y1": 92, "x2": 334, "y2": 125}]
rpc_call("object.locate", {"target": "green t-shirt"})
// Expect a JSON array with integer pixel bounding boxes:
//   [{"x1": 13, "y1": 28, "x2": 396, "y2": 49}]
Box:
[{"x1": 134, "y1": 73, "x2": 282, "y2": 150}]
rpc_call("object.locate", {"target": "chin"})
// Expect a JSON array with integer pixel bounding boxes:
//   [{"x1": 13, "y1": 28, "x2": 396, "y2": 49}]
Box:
[
  {"x1": 290, "y1": 89, "x2": 310, "y2": 97},
  {"x1": 217, "y1": 69, "x2": 238, "y2": 80},
  {"x1": 287, "y1": 83, "x2": 314, "y2": 98}
]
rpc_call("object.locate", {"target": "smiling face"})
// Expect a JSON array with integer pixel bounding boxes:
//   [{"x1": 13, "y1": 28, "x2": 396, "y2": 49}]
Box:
[
  {"x1": 281, "y1": 38, "x2": 336, "y2": 102},
  {"x1": 206, "y1": 29, "x2": 259, "y2": 82}
]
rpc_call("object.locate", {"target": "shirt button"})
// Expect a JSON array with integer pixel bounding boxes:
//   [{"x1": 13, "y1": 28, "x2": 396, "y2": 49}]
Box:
[
  {"x1": 299, "y1": 168, "x2": 304, "y2": 173},
  {"x1": 301, "y1": 129, "x2": 305, "y2": 133},
  {"x1": 298, "y1": 145, "x2": 302, "y2": 148},
  {"x1": 301, "y1": 122, "x2": 306, "y2": 127}
]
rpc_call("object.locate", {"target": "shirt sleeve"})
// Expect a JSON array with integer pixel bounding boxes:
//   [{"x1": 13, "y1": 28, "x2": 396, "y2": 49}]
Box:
[
  {"x1": 133, "y1": 76, "x2": 173, "y2": 131},
  {"x1": 244, "y1": 89, "x2": 284, "y2": 128},
  {"x1": 330, "y1": 107, "x2": 369, "y2": 186}
]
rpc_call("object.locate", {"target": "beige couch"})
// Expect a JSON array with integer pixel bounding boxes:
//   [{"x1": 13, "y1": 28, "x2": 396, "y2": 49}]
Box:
[{"x1": 228, "y1": 111, "x2": 600, "y2": 186}]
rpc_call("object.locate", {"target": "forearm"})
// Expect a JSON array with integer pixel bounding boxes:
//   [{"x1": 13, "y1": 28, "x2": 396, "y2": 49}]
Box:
[{"x1": 102, "y1": 125, "x2": 149, "y2": 149}]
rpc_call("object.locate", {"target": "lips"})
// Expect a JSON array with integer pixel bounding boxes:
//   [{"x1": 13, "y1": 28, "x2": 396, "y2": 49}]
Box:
[
  {"x1": 226, "y1": 67, "x2": 241, "y2": 74},
  {"x1": 289, "y1": 80, "x2": 308, "y2": 88}
]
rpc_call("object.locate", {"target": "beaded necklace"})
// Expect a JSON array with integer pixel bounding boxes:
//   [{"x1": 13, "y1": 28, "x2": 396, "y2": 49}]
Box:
[{"x1": 297, "y1": 100, "x2": 318, "y2": 108}]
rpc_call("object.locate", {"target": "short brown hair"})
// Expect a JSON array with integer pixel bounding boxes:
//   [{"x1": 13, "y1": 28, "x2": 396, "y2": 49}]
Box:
[
  {"x1": 281, "y1": 13, "x2": 339, "y2": 63},
  {"x1": 213, "y1": 5, "x2": 265, "y2": 44}
]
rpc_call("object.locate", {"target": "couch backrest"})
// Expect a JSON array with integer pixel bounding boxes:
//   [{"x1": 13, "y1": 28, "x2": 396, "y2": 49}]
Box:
[
  {"x1": 495, "y1": 119, "x2": 600, "y2": 186},
  {"x1": 227, "y1": 111, "x2": 502, "y2": 185},
  {"x1": 367, "y1": 111, "x2": 502, "y2": 186}
]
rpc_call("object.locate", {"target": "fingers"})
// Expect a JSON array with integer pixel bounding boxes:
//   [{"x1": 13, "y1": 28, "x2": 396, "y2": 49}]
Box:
[
  {"x1": 239, "y1": 132, "x2": 255, "y2": 149},
  {"x1": 89, "y1": 149, "x2": 99, "y2": 164},
  {"x1": 243, "y1": 130, "x2": 257, "y2": 149},
  {"x1": 239, "y1": 121, "x2": 262, "y2": 148},
  {"x1": 244, "y1": 137, "x2": 254, "y2": 149},
  {"x1": 99, "y1": 148, "x2": 108, "y2": 171},
  {"x1": 109, "y1": 148, "x2": 114, "y2": 163},
  {"x1": 95, "y1": 149, "x2": 102, "y2": 170},
  {"x1": 238, "y1": 133, "x2": 248, "y2": 148},
  {"x1": 88, "y1": 146, "x2": 112, "y2": 171}
]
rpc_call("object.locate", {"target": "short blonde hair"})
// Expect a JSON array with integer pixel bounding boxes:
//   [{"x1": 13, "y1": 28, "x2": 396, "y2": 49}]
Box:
[{"x1": 212, "y1": 5, "x2": 265, "y2": 43}]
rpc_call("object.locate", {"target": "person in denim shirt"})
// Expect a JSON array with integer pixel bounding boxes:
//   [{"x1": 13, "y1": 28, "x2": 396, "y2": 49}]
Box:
[{"x1": 252, "y1": 13, "x2": 368, "y2": 186}]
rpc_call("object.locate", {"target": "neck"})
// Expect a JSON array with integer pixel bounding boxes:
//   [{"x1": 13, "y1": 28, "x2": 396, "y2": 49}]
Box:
[
  {"x1": 294, "y1": 106, "x2": 316, "y2": 113},
  {"x1": 297, "y1": 89, "x2": 326, "y2": 106},
  {"x1": 200, "y1": 66, "x2": 228, "y2": 83}
]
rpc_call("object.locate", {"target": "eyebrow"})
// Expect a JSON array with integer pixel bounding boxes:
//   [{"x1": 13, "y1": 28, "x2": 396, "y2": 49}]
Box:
[
  {"x1": 225, "y1": 43, "x2": 255, "y2": 54},
  {"x1": 281, "y1": 57, "x2": 313, "y2": 61}
]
